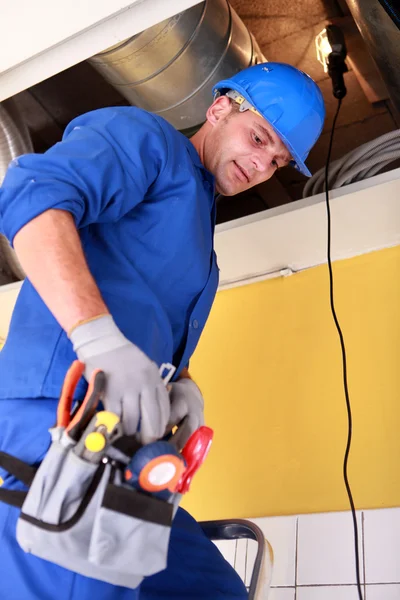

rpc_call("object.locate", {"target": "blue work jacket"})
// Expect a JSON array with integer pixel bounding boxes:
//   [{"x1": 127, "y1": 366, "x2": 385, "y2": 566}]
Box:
[{"x1": 0, "y1": 107, "x2": 218, "y2": 401}]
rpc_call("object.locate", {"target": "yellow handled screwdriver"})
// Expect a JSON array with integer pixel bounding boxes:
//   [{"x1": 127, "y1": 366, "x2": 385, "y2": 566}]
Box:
[{"x1": 74, "y1": 411, "x2": 122, "y2": 463}]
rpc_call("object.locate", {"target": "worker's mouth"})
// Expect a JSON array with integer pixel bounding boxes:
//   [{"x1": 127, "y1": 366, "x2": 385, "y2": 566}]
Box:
[{"x1": 233, "y1": 161, "x2": 249, "y2": 184}]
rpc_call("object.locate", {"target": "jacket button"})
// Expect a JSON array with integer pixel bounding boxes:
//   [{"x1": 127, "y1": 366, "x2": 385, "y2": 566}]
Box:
[{"x1": 192, "y1": 319, "x2": 199, "y2": 329}]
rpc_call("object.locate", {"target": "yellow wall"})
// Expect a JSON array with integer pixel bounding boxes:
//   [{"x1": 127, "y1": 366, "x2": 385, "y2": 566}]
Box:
[{"x1": 182, "y1": 245, "x2": 400, "y2": 521}]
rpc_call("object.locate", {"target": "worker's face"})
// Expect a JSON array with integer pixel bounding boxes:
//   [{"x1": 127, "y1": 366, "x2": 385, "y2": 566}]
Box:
[{"x1": 203, "y1": 96, "x2": 292, "y2": 196}]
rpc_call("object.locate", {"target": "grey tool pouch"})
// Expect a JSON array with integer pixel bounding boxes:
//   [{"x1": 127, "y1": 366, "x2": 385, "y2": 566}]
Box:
[{"x1": 0, "y1": 434, "x2": 177, "y2": 589}]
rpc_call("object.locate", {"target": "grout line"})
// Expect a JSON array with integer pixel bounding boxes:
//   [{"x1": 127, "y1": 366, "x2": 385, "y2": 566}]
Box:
[
  {"x1": 364, "y1": 582, "x2": 400, "y2": 586},
  {"x1": 362, "y1": 511, "x2": 367, "y2": 599},
  {"x1": 233, "y1": 539, "x2": 238, "y2": 571},
  {"x1": 271, "y1": 583, "x2": 400, "y2": 589},
  {"x1": 244, "y1": 539, "x2": 248, "y2": 585},
  {"x1": 291, "y1": 583, "x2": 400, "y2": 590},
  {"x1": 294, "y1": 516, "x2": 299, "y2": 599},
  {"x1": 295, "y1": 584, "x2": 368, "y2": 588}
]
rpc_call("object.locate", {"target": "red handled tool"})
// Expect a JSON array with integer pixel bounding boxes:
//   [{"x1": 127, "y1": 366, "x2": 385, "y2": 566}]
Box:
[
  {"x1": 176, "y1": 426, "x2": 213, "y2": 494},
  {"x1": 56, "y1": 360, "x2": 106, "y2": 441}
]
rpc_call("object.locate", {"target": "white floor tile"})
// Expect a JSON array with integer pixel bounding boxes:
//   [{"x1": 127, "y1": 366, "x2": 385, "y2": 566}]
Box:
[
  {"x1": 364, "y1": 508, "x2": 400, "y2": 584},
  {"x1": 247, "y1": 516, "x2": 297, "y2": 587},
  {"x1": 212, "y1": 539, "x2": 237, "y2": 568},
  {"x1": 268, "y1": 589, "x2": 295, "y2": 600},
  {"x1": 366, "y1": 583, "x2": 400, "y2": 599},
  {"x1": 297, "y1": 586, "x2": 364, "y2": 599},
  {"x1": 234, "y1": 538, "x2": 248, "y2": 582},
  {"x1": 246, "y1": 538, "x2": 258, "y2": 586},
  {"x1": 297, "y1": 511, "x2": 364, "y2": 585}
]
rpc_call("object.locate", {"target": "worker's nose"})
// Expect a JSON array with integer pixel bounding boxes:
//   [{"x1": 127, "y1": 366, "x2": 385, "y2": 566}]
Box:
[{"x1": 251, "y1": 151, "x2": 275, "y2": 178}]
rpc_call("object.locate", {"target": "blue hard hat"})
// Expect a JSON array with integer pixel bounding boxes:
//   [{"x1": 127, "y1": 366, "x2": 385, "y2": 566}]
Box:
[{"x1": 212, "y1": 62, "x2": 325, "y2": 177}]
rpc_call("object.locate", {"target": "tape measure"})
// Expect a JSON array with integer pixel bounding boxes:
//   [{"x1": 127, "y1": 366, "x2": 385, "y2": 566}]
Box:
[{"x1": 125, "y1": 441, "x2": 185, "y2": 495}]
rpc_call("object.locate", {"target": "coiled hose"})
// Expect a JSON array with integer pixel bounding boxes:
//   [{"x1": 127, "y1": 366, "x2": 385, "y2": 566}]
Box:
[{"x1": 303, "y1": 129, "x2": 400, "y2": 198}]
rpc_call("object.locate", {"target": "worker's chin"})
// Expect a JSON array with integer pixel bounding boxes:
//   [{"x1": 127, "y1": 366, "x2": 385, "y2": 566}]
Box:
[{"x1": 215, "y1": 178, "x2": 248, "y2": 197}]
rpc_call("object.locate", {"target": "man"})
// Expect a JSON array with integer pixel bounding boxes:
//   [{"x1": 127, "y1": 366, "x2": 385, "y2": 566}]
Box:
[{"x1": 0, "y1": 62, "x2": 325, "y2": 599}]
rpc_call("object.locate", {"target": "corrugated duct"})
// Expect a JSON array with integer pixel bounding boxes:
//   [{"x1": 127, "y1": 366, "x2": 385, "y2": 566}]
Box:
[{"x1": 0, "y1": 99, "x2": 32, "y2": 280}]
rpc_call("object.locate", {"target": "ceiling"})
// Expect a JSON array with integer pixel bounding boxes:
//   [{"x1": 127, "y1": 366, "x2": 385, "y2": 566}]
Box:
[{"x1": 7, "y1": 0, "x2": 400, "y2": 227}]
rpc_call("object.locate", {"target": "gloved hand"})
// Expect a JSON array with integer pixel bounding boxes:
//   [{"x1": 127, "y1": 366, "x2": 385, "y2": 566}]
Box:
[
  {"x1": 167, "y1": 378, "x2": 205, "y2": 450},
  {"x1": 69, "y1": 315, "x2": 170, "y2": 443}
]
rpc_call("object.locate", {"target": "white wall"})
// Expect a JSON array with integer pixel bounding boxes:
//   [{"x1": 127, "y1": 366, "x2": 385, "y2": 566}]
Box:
[
  {"x1": 0, "y1": 0, "x2": 202, "y2": 101},
  {"x1": 215, "y1": 168, "x2": 400, "y2": 290}
]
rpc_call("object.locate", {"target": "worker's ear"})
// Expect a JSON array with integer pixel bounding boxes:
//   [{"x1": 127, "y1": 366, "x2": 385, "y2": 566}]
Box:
[{"x1": 206, "y1": 96, "x2": 233, "y2": 126}]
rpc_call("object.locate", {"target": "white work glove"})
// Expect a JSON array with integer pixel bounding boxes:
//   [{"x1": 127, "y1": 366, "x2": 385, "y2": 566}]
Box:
[
  {"x1": 167, "y1": 378, "x2": 205, "y2": 450},
  {"x1": 69, "y1": 315, "x2": 170, "y2": 443}
]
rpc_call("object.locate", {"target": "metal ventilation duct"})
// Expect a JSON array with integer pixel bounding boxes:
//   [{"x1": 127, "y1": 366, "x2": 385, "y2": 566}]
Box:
[
  {"x1": 345, "y1": 0, "x2": 400, "y2": 117},
  {"x1": 0, "y1": 99, "x2": 32, "y2": 281},
  {"x1": 89, "y1": 0, "x2": 265, "y2": 133}
]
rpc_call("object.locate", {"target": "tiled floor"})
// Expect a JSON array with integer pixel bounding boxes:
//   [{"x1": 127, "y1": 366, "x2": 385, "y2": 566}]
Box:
[
  {"x1": 268, "y1": 589, "x2": 295, "y2": 600},
  {"x1": 213, "y1": 507, "x2": 400, "y2": 599},
  {"x1": 363, "y1": 508, "x2": 400, "y2": 584},
  {"x1": 297, "y1": 586, "x2": 363, "y2": 599},
  {"x1": 365, "y1": 584, "x2": 400, "y2": 599},
  {"x1": 213, "y1": 539, "x2": 237, "y2": 567},
  {"x1": 235, "y1": 538, "x2": 248, "y2": 583},
  {"x1": 245, "y1": 516, "x2": 297, "y2": 587},
  {"x1": 296, "y1": 511, "x2": 364, "y2": 586}
]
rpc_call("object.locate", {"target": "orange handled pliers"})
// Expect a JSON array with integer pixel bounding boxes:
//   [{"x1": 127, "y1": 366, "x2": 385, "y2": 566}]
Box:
[{"x1": 56, "y1": 360, "x2": 106, "y2": 442}]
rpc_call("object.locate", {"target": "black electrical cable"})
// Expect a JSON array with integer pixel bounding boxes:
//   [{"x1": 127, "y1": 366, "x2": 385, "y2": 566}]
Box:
[{"x1": 325, "y1": 98, "x2": 363, "y2": 600}]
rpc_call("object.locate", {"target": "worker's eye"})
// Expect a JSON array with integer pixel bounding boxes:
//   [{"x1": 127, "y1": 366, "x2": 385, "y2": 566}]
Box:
[
  {"x1": 271, "y1": 159, "x2": 278, "y2": 168},
  {"x1": 252, "y1": 132, "x2": 264, "y2": 146}
]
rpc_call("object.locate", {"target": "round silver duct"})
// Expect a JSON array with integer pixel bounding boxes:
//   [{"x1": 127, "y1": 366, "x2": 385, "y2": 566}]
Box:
[
  {"x1": 0, "y1": 99, "x2": 32, "y2": 281},
  {"x1": 89, "y1": 0, "x2": 265, "y2": 132}
]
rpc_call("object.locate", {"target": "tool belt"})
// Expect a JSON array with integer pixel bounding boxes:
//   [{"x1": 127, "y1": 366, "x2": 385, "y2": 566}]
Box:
[{"x1": 0, "y1": 361, "x2": 213, "y2": 589}]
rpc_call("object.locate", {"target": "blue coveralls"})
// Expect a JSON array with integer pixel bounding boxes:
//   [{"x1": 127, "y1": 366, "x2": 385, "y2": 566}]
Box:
[{"x1": 0, "y1": 107, "x2": 247, "y2": 599}]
